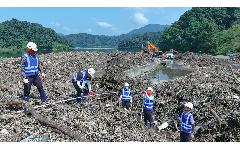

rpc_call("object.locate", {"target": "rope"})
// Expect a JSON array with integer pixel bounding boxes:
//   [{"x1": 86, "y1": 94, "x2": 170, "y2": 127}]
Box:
[
  {"x1": 0, "y1": 90, "x2": 147, "y2": 119},
  {"x1": 0, "y1": 91, "x2": 119, "y2": 117}
]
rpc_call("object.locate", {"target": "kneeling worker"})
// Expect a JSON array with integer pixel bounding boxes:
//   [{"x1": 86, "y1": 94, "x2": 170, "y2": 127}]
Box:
[{"x1": 72, "y1": 68, "x2": 95, "y2": 102}]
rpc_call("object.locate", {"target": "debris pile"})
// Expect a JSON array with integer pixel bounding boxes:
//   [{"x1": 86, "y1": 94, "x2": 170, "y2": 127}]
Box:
[
  {"x1": 155, "y1": 53, "x2": 240, "y2": 142},
  {"x1": 0, "y1": 51, "x2": 240, "y2": 142}
]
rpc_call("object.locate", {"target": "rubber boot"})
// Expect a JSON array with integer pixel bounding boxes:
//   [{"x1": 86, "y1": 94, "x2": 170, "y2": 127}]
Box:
[
  {"x1": 145, "y1": 121, "x2": 149, "y2": 127},
  {"x1": 21, "y1": 96, "x2": 29, "y2": 112},
  {"x1": 76, "y1": 96, "x2": 83, "y2": 103},
  {"x1": 83, "y1": 89, "x2": 88, "y2": 97},
  {"x1": 23, "y1": 96, "x2": 29, "y2": 102}
]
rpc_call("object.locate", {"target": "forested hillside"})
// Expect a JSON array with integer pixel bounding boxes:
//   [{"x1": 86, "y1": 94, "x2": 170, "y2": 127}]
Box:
[
  {"x1": 127, "y1": 24, "x2": 169, "y2": 36},
  {"x1": 159, "y1": 7, "x2": 240, "y2": 54},
  {"x1": 64, "y1": 24, "x2": 169, "y2": 48},
  {"x1": 1, "y1": 8, "x2": 240, "y2": 57},
  {"x1": 0, "y1": 19, "x2": 71, "y2": 57},
  {"x1": 117, "y1": 32, "x2": 163, "y2": 51},
  {"x1": 65, "y1": 33, "x2": 120, "y2": 48}
]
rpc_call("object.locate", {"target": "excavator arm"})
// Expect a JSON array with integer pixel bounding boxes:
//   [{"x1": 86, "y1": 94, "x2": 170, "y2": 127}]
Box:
[{"x1": 147, "y1": 41, "x2": 159, "y2": 55}]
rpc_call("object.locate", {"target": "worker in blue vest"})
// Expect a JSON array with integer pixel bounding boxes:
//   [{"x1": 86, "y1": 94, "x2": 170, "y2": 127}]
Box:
[
  {"x1": 142, "y1": 87, "x2": 155, "y2": 128},
  {"x1": 119, "y1": 83, "x2": 132, "y2": 111},
  {"x1": 180, "y1": 102, "x2": 195, "y2": 142},
  {"x1": 72, "y1": 67, "x2": 95, "y2": 103},
  {"x1": 21, "y1": 42, "x2": 48, "y2": 103}
]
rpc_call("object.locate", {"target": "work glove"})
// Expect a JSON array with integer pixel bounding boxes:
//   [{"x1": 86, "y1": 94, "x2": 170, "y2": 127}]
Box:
[
  {"x1": 41, "y1": 73, "x2": 46, "y2": 80},
  {"x1": 88, "y1": 91, "x2": 94, "y2": 96},
  {"x1": 119, "y1": 95, "x2": 122, "y2": 101},
  {"x1": 23, "y1": 78, "x2": 29, "y2": 84},
  {"x1": 191, "y1": 133, "x2": 194, "y2": 141},
  {"x1": 77, "y1": 81, "x2": 84, "y2": 89}
]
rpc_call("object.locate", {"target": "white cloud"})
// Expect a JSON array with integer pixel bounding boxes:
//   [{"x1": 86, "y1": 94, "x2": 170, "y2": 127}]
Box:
[
  {"x1": 50, "y1": 21, "x2": 61, "y2": 27},
  {"x1": 96, "y1": 21, "x2": 118, "y2": 33},
  {"x1": 96, "y1": 21, "x2": 113, "y2": 28},
  {"x1": 132, "y1": 12, "x2": 149, "y2": 25}
]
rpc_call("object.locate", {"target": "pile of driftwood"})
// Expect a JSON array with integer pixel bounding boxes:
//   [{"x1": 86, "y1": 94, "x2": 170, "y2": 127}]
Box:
[
  {"x1": 0, "y1": 51, "x2": 240, "y2": 142},
  {"x1": 154, "y1": 53, "x2": 240, "y2": 142}
]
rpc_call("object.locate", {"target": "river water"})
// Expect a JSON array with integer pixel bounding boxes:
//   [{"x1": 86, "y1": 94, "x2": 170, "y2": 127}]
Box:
[
  {"x1": 125, "y1": 59, "x2": 192, "y2": 86},
  {"x1": 149, "y1": 60, "x2": 192, "y2": 86}
]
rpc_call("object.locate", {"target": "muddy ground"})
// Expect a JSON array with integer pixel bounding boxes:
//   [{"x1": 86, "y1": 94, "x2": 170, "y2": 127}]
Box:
[{"x1": 0, "y1": 51, "x2": 240, "y2": 142}]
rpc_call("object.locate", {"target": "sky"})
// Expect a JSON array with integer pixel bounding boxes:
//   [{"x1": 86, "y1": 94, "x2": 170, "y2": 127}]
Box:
[{"x1": 0, "y1": 7, "x2": 191, "y2": 36}]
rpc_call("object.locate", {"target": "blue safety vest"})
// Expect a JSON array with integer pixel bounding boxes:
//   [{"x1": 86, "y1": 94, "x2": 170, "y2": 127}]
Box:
[
  {"x1": 180, "y1": 112, "x2": 193, "y2": 133},
  {"x1": 143, "y1": 94, "x2": 155, "y2": 111},
  {"x1": 121, "y1": 88, "x2": 132, "y2": 102},
  {"x1": 23, "y1": 54, "x2": 39, "y2": 77},
  {"x1": 72, "y1": 70, "x2": 87, "y2": 83}
]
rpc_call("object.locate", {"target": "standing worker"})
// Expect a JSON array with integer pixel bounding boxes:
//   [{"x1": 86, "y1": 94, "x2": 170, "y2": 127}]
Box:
[
  {"x1": 21, "y1": 42, "x2": 48, "y2": 103},
  {"x1": 119, "y1": 83, "x2": 132, "y2": 111},
  {"x1": 71, "y1": 67, "x2": 95, "y2": 103},
  {"x1": 142, "y1": 87, "x2": 155, "y2": 128},
  {"x1": 179, "y1": 102, "x2": 195, "y2": 142}
]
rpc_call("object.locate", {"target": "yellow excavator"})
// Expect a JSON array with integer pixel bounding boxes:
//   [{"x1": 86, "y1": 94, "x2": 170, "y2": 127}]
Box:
[
  {"x1": 146, "y1": 41, "x2": 159, "y2": 55},
  {"x1": 141, "y1": 41, "x2": 179, "y2": 61},
  {"x1": 141, "y1": 41, "x2": 162, "y2": 57}
]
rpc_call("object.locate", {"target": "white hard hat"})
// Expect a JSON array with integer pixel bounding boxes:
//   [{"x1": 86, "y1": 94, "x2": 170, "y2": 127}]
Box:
[
  {"x1": 27, "y1": 42, "x2": 38, "y2": 51},
  {"x1": 124, "y1": 83, "x2": 129, "y2": 87},
  {"x1": 147, "y1": 87, "x2": 153, "y2": 92},
  {"x1": 88, "y1": 68, "x2": 95, "y2": 77},
  {"x1": 184, "y1": 102, "x2": 193, "y2": 109}
]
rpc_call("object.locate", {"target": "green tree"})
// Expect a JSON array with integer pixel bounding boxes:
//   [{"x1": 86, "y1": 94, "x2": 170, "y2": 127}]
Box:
[
  {"x1": 0, "y1": 19, "x2": 72, "y2": 57},
  {"x1": 159, "y1": 7, "x2": 240, "y2": 54}
]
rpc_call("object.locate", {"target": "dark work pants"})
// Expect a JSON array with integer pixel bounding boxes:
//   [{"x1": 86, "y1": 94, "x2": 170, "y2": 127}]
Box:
[
  {"x1": 72, "y1": 80, "x2": 88, "y2": 102},
  {"x1": 122, "y1": 101, "x2": 131, "y2": 110},
  {"x1": 180, "y1": 131, "x2": 192, "y2": 142},
  {"x1": 72, "y1": 80, "x2": 82, "y2": 97},
  {"x1": 143, "y1": 109, "x2": 153, "y2": 127},
  {"x1": 23, "y1": 75, "x2": 48, "y2": 102}
]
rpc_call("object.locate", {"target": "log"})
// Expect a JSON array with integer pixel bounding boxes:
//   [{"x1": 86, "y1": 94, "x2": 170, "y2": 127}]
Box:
[
  {"x1": 24, "y1": 102, "x2": 88, "y2": 141},
  {"x1": 2, "y1": 100, "x2": 24, "y2": 110}
]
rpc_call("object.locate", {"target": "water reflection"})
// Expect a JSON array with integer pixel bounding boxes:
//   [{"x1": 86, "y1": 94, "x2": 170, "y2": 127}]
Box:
[{"x1": 151, "y1": 61, "x2": 192, "y2": 85}]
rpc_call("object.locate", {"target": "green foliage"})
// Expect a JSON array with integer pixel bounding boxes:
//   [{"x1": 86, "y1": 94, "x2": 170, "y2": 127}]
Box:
[
  {"x1": 0, "y1": 47, "x2": 24, "y2": 58},
  {"x1": 52, "y1": 41, "x2": 71, "y2": 52},
  {"x1": 65, "y1": 33, "x2": 121, "y2": 48},
  {"x1": 65, "y1": 25, "x2": 169, "y2": 49},
  {"x1": 159, "y1": 7, "x2": 240, "y2": 54},
  {"x1": 2, "y1": 8, "x2": 239, "y2": 57},
  {"x1": 117, "y1": 8, "x2": 240, "y2": 54},
  {"x1": 0, "y1": 19, "x2": 72, "y2": 57},
  {"x1": 212, "y1": 24, "x2": 240, "y2": 54},
  {"x1": 118, "y1": 32, "x2": 163, "y2": 51},
  {"x1": 127, "y1": 24, "x2": 169, "y2": 36}
]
